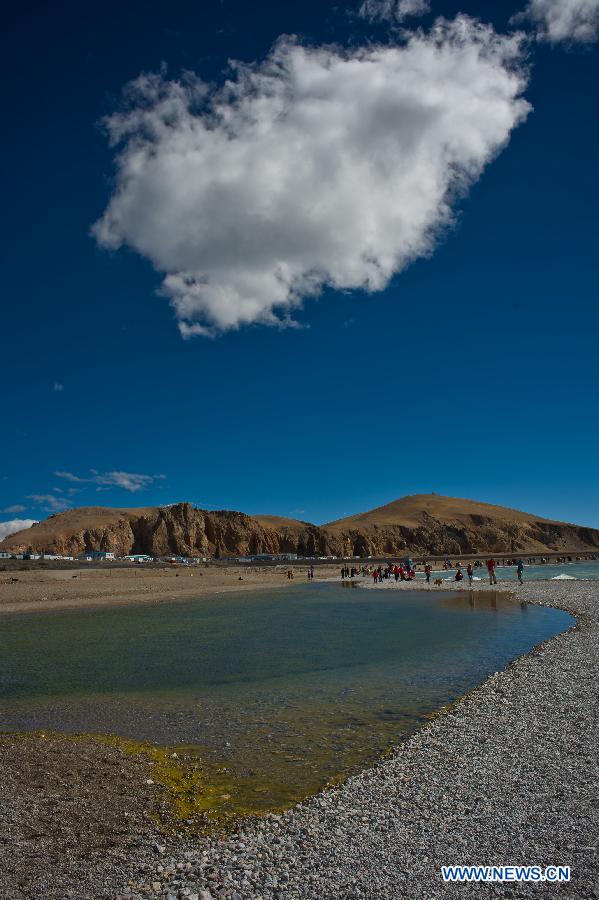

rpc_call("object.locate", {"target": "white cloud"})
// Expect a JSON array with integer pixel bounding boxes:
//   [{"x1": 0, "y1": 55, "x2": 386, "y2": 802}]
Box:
[
  {"x1": 53, "y1": 382, "x2": 64, "y2": 392},
  {"x1": 517, "y1": 0, "x2": 599, "y2": 42},
  {"x1": 358, "y1": 0, "x2": 431, "y2": 24},
  {"x1": 0, "y1": 519, "x2": 38, "y2": 542},
  {"x1": 94, "y1": 16, "x2": 530, "y2": 337},
  {"x1": 55, "y1": 470, "x2": 165, "y2": 492},
  {"x1": 3, "y1": 504, "x2": 26, "y2": 513},
  {"x1": 28, "y1": 494, "x2": 70, "y2": 512}
]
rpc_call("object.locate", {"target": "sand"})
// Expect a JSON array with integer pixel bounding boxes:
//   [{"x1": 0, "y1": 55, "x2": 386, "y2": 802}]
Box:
[{"x1": 0, "y1": 564, "x2": 342, "y2": 616}]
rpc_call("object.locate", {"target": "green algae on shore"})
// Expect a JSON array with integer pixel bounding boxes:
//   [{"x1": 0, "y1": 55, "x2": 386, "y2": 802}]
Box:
[
  {"x1": 2, "y1": 729, "x2": 367, "y2": 834},
  {"x1": 0, "y1": 585, "x2": 573, "y2": 829},
  {"x1": 55, "y1": 717, "x2": 425, "y2": 829}
]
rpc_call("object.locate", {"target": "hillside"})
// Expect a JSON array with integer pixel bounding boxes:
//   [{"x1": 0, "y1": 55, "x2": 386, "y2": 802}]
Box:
[
  {"x1": 321, "y1": 493, "x2": 599, "y2": 557},
  {"x1": 324, "y1": 494, "x2": 561, "y2": 530},
  {"x1": 0, "y1": 503, "x2": 328, "y2": 559},
  {"x1": 2, "y1": 495, "x2": 598, "y2": 558}
]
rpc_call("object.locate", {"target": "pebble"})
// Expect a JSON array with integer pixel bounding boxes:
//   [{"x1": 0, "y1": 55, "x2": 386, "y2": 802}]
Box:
[
  {"x1": 132, "y1": 582, "x2": 597, "y2": 900},
  {"x1": 5, "y1": 580, "x2": 594, "y2": 899}
]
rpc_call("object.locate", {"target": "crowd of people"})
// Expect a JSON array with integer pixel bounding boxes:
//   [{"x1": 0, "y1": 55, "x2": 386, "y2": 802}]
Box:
[
  {"x1": 340, "y1": 565, "x2": 362, "y2": 579},
  {"x1": 450, "y1": 557, "x2": 525, "y2": 585},
  {"x1": 337, "y1": 556, "x2": 527, "y2": 586},
  {"x1": 370, "y1": 560, "x2": 418, "y2": 583}
]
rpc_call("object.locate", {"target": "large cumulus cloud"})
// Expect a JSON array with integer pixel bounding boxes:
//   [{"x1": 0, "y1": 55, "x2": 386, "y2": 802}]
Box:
[{"x1": 93, "y1": 16, "x2": 530, "y2": 337}]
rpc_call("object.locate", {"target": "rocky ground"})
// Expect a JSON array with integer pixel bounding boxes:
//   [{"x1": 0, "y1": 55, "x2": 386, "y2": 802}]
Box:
[
  {"x1": 0, "y1": 733, "x2": 180, "y2": 900},
  {"x1": 1, "y1": 581, "x2": 597, "y2": 899}
]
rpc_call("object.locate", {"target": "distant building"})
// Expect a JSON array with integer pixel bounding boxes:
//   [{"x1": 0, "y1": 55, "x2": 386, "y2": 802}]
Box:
[
  {"x1": 123, "y1": 554, "x2": 154, "y2": 562},
  {"x1": 0, "y1": 551, "x2": 12, "y2": 559},
  {"x1": 80, "y1": 551, "x2": 115, "y2": 560}
]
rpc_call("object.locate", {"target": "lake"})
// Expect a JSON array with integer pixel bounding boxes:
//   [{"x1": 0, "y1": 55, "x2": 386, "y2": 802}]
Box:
[
  {"x1": 0, "y1": 584, "x2": 573, "y2": 818},
  {"x1": 418, "y1": 561, "x2": 599, "y2": 582}
]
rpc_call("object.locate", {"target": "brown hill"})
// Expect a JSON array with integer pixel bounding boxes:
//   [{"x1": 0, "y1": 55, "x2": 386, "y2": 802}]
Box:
[
  {"x1": 324, "y1": 494, "x2": 561, "y2": 530},
  {"x1": 322, "y1": 493, "x2": 599, "y2": 557},
  {"x1": 251, "y1": 514, "x2": 310, "y2": 530},
  {"x1": 1, "y1": 495, "x2": 598, "y2": 559},
  {"x1": 0, "y1": 503, "x2": 328, "y2": 559}
]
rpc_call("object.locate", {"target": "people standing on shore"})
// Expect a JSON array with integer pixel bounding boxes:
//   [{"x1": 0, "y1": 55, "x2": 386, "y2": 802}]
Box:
[
  {"x1": 486, "y1": 558, "x2": 498, "y2": 585},
  {"x1": 467, "y1": 563, "x2": 474, "y2": 585},
  {"x1": 424, "y1": 563, "x2": 432, "y2": 584},
  {"x1": 516, "y1": 559, "x2": 525, "y2": 584}
]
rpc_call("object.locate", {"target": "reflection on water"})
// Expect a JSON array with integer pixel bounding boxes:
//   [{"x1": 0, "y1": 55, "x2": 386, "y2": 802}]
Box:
[
  {"x1": 440, "y1": 590, "x2": 504, "y2": 611},
  {"x1": 0, "y1": 585, "x2": 572, "y2": 819}
]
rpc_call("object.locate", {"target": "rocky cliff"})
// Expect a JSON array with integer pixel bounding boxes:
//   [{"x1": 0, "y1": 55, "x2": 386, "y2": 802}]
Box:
[
  {"x1": 0, "y1": 504, "x2": 328, "y2": 559},
  {"x1": 2, "y1": 495, "x2": 599, "y2": 558}
]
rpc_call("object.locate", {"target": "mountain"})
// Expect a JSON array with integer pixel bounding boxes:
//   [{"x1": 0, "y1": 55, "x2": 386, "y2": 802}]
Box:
[
  {"x1": 0, "y1": 504, "x2": 327, "y2": 559},
  {"x1": 2, "y1": 495, "x2": 598, "y2": 558},
  {"x1": 322, "y1": 494, "x2": 599, "y2": 557},
  {"x1": 324, "y1": 494, "x2": 561, "y2": 530}
]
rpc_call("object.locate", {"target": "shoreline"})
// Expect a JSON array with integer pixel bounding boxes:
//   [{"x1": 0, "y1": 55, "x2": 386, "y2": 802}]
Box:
[
  {"x1": 0, "y1": 565, "x2": 336, "y2": 617},
  {"x1": 0, "y1": 581, "x2": 597, "y2": 898},
  {"x1": 1, "y1": 558, "x2": 594, "y2": 617},
  {"x1": 142, "y1": 580, "x2": 599, "y2": 899}
]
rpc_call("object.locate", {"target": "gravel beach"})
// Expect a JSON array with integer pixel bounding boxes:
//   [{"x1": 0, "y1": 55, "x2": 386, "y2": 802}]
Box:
[{"x1": 1, "y1": 580, "x2": 597, "y2": 899}]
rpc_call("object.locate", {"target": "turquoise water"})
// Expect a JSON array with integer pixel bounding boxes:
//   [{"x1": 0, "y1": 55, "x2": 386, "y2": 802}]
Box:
[
  {"x1": 418, "y1": 561, "x2": 599, "y2": 582},
  {"x1": 0, "y1": 584, "x2": 573, "y2": 814}
]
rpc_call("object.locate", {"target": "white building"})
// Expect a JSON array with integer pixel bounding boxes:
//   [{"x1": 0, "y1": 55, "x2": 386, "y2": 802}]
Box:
[{"x1": 80, "y1": 551, "x2": 115, "y2": 560}]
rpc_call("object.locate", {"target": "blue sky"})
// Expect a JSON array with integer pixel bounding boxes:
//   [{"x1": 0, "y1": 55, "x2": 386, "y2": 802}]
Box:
[{"x1": 1, "y1": 0, "x2": 598, "y2": 531}]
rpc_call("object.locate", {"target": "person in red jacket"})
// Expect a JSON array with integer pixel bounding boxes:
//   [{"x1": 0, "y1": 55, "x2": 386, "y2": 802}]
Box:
[{"x1": 486, "y1": 558, "x2": 498, "y2": 585}]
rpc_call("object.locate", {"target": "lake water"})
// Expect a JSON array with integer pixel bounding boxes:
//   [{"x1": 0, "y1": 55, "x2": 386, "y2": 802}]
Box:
[
  {"x1": 418, "y1": 561, "x2": 599, "y2": 582},
  {"x1": 0, "y1": 584, "x2": 573, "y2": 819}
]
